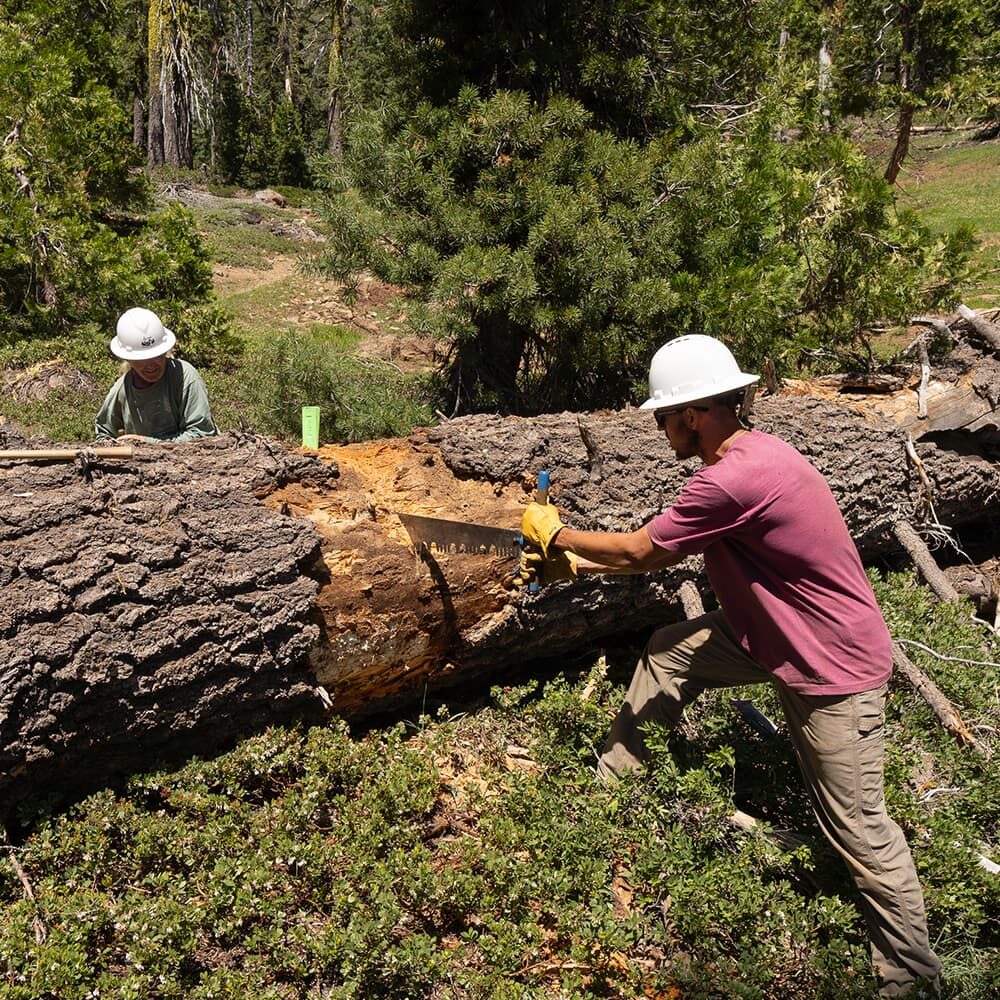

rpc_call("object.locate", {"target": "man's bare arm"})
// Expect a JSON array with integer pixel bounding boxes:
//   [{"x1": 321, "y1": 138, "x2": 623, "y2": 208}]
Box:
[{"x1": 554, "y1": 525, "x2": 687, "y2": 575}]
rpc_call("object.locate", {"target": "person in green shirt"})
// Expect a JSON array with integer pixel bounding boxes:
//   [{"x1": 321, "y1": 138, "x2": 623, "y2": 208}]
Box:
[{"x1": 95, "y1": 307, "x2": 218, "y2": 443}]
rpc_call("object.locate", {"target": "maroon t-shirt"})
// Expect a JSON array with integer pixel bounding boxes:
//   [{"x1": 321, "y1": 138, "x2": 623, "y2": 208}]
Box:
[{"x1": 647, "y1": 430, "x2": 892, "y2": 695}]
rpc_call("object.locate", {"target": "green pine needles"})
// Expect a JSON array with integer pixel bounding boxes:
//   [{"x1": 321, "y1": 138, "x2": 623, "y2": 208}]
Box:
[{"x1": 319, "y1": 76, "x2": 974, "y2": 416}]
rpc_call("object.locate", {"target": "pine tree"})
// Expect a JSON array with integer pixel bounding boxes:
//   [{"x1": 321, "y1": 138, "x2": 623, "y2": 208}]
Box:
[
  {"x1": 316, "y1": 2, "x2": 974, "y2": 414},
  {"x1": 1, "y1": 2, "x2": 214, "y2": 338}
]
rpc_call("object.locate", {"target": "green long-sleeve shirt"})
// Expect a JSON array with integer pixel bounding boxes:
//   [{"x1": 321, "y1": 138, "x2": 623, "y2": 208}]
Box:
[{"x1": 95, "y1": 358, "x2": 218, "y2": 442}]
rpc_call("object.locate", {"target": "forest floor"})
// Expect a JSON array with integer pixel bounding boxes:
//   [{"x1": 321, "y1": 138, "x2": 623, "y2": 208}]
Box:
[{"x1": 167, "y1": 184, "x2": 442, "y2": 375}]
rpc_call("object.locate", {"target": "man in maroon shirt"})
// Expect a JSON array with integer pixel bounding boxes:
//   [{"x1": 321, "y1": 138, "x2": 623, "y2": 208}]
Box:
[{"x1": 519, "y1": 335, "x2": 942, "y2": 998}]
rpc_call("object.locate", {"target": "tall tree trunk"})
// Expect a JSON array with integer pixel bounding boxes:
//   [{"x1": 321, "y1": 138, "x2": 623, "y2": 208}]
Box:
[
  {"x1": 327, "y1": 0, "x2": 347, "y2": 158},
  {"x1": 818, "y1": 0, "x2": 840, "y2": 131},
  {"x1": 885, "y1": 0, "x2": 919, "y2": 185},
  {"x1": 148, "y1": 0, "x2": 194, "y2": 169},
  {"x1": 132, "y1": 85, "x2": 145, "y2": 149},
  {"x1": 132, "y1": 9, "x2": 146, "y2": 149},
  {"x1": 162, "y1": 78, "x2": 182, "y2": 167},
  {"x1": 279, "y1": 0, "x2": 295, "y2": 103},
  {"x1": 245, "y1": 0, "x2": 254, "y2": 100},
  {"x1": 147, "y1": 0, "x2": 165, "y2": 166}
]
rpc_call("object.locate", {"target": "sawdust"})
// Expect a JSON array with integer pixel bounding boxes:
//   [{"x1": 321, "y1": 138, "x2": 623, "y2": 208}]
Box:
[{"x1": 313, "y1": 437, "x2": 533, "y2": 545}]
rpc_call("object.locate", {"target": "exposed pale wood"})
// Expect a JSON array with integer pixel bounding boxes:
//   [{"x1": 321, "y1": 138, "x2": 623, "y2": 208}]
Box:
[
  {"x1": 781, "y1": 339, "x2": 1000, "y2": 440},
  {"x1": 0, "y1": 447, "x2": 134, "y2": 462},
  {"x1": 916, "y1": 337, "x2": 930, "y2": 420},
  {"x1": 811, "y1": 373, "x2": 904, "y2": 392}
]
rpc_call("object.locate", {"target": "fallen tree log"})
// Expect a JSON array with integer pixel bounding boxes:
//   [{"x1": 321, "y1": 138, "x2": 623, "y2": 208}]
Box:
[{"x1": 2, "y1": 394, "x2": 999, "y2": 814}]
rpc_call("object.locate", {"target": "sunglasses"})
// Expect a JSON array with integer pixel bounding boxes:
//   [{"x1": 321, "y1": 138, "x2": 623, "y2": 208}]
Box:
[{"x1": 653, "y1": 405, "x2": 708, "y2": 429}]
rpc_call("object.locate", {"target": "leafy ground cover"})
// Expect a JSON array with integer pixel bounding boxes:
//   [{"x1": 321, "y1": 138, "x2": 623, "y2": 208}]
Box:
[{"x1": 2, "y1": 571, "x2": 998, "y2": 999}]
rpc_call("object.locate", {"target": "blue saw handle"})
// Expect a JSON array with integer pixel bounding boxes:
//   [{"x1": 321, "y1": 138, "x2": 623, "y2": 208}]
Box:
[
  {"x1": 529, "y1": 469, "x2": 550, "y2": 593},
  {"x1": 534, "y1": 469, "x2": 550, "y2": 505}
]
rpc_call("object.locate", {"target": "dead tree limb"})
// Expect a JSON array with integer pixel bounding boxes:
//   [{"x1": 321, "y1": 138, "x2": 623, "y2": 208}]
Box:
[
  {"x1": 890, "y1": 522, "x2": 996, "y2": 754},
  {"x1": 2, "y1": 831, "x2": 46, "y2": 944},
  {"x1": 892, "y1": 521, "x2": 962, "y2": 602},
  {"x1": 891, "y1": 644, "x2": 988, "y2": 757},
  {"x1": 911, "y1": 316, "x2": 952, "y2": 342},
  {"x1": 957, "y1": 304, "x2": 1000, "y2": 353}
]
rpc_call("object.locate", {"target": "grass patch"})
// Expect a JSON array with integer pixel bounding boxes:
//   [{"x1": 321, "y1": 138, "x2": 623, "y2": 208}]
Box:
[
  {"x1": 0, "y1": 387, "x2": 102, "y2": 443},
  {"x1": 200, "y1": 211, "x2": 312, "y2": 269},
  {"x1": 899, "y1": 140, "x2": 1000, "y2": 308},
  {"x1": 217, "y1": 274, "x2": 308, "y2": 335}
]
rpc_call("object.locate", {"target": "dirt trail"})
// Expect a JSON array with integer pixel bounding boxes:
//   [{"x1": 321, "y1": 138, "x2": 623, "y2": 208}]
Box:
[
  {"x1": 213, "y1": 251, "x2": 439, "y2": 372},
  {"x1": 212, "y1": 255, "x2": 298, "y2": 298}
]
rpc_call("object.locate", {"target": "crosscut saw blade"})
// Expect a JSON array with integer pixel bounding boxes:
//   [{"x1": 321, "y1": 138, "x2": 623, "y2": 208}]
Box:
[{"x1": 398, "y1": 512, "x2": 522, "y2": 558}]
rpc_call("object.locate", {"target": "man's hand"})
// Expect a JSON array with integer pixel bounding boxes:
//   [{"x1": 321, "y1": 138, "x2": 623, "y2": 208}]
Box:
[
  {"x1": 513, "y1": 549, "x2": 578, "y2": 589},
  {"x1": 520, "y1": 502, "x2": 565, "y2": 557}
]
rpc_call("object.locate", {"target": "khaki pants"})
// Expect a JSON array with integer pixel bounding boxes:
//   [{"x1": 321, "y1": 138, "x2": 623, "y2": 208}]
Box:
[{"x1": 599, "y1": 611, "x2": 942, "y2": 998}]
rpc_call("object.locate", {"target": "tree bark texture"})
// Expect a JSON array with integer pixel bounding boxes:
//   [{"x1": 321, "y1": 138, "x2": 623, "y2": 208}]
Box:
[
  {"x1": 147, "y1": 0, "x2": 165, "y2": 167},
  {"x1": 2, "y1": 393, "x2": 999, "y2": 812}
]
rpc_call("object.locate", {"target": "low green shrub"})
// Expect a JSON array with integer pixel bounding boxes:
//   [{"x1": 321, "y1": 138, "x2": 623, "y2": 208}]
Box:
[
  {"x1": 172, "y1": 303, "x2": 245, "y2": 371},
  {"x1": 239, "y1": 328, "x2": 434, "y2": 443},
  {"x1": 1, "y1": 571, "x2": 996, "y2": 998}
]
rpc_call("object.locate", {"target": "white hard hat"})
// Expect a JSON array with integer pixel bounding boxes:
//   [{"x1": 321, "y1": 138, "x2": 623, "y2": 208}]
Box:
[
  {"x1": 110, "y1": 307, "x2": 176, "y2": 360},
  {"x1": 640, "y1": 334, "x2": 759, "y2": 410}
]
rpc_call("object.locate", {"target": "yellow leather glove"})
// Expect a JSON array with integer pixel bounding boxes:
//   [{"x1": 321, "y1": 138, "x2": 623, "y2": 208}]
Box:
[
  {"x1": 520, "y1": 502, "x2": 565, "y2": 558},
  {"x1": 513, "y1": 549, "x2": 578, "y2": 589}
]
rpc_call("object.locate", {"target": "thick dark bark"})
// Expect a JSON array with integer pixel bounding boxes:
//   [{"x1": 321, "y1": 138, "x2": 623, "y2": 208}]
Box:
[
  {"x1": 1, "y1": 436, "x2": 337, "y2": 813},
  {"x1": 2, "y1": 390, "x2": 999, "y2": 814}
]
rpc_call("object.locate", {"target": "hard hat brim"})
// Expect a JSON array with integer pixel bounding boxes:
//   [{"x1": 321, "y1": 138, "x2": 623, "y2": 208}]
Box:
[
  {"x1": 109, "y1": 328, "x2": 176, "y2": 360},
  {"x1": 640, "y1": 371, "x2": 759, "y2": 410}
]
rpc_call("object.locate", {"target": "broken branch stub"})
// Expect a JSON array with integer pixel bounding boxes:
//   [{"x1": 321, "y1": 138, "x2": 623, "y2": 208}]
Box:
[{"x1": 957, "y1": 304, "x2": 1000, "y2": 353}]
